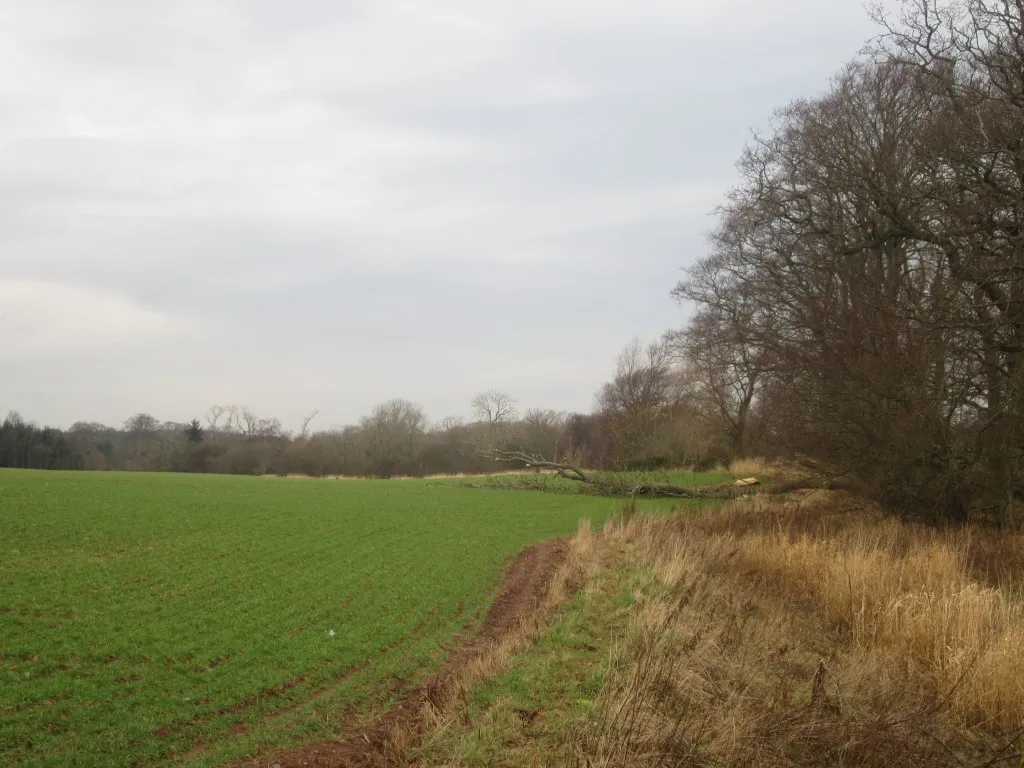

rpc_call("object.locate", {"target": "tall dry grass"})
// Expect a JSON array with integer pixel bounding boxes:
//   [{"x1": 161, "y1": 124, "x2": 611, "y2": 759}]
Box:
[
  {"x1": 712, "y1": 506, "x2": 1024, "y2": 731},
  {"x1": 576, "y1": 493, "x2": 1024, "y2": 767},
  {"x1": 722, "y1": 456, "x2": 774, "y2": 477}
]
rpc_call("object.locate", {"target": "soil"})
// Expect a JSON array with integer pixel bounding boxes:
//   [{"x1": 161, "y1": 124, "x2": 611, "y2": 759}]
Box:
[{"x1": 238, "y1": 538, "x2": 568, "y2": 768}]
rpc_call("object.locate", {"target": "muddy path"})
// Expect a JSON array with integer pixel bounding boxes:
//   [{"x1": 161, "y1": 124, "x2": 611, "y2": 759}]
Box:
[{"x1": 239, "y1": 538, "x2": 569, "y2": 768}]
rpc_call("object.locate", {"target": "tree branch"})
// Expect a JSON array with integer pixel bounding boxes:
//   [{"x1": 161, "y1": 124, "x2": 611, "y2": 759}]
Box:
[{"x1": 486, "y1": 451, "x2": 591, "y2": 483}]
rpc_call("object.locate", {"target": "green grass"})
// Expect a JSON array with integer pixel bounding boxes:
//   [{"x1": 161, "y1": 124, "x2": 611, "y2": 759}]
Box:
[
  {"x1": 0, "y1": 470, "x2": 671, "y2": 767},
  {"x1": 406, "y1": 539, "x2": 641, "y2": 766}
]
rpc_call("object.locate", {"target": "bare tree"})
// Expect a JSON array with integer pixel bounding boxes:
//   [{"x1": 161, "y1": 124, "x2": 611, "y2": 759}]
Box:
[
  {"x1": 597, "y1": 340, "x2": 677, "y2": 416},
  {"x1": 123, "y1": 413, "x2": 160, "y2": 433},
  {"x1": 254, "y1": 416, "x2": 283, "y2": 441},
  {"x1": 205, "y1": 405, "x2": 227, "y2": 430},
  {"x1": 471, "y1": 390, "x2": 518, "y2": 426},
  {"x1": 869, "y1": 0, "x2": 1024, "y2": 520},
  {"x1": 227, "y1": 406, "x2": 259, "y2": 438},
  {"x1": 673, "y1": 39, "x2": 1023, "y2": 520},
  {"x1": 120, "y1": 413, "x2": 165, "y2": 470},
  {"x1": 595, "y1": 339, "x2": 681, "y2": 465},
  {"x1": 666, "y1": 290, "x2": 764, "y2": 460},
  {"x1": 434, "y1": 415, "x2": 465, "y2": 433},
  {"x1": 300, "y1": 410, "x2": 319, "y2": 439},
  {"x1": 360, "y1": 398, "x2": 427, "y2": 478},
  {"x1": 69, "y1": 421, "x2": 111, "y2": 434},
  {"x1": 511, "y1": 409, "x2": 568, "y2": 460}
]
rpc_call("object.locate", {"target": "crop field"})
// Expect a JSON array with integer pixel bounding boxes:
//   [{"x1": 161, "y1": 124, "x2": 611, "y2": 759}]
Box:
[{"x1": 0, "y1": 470, "x2": 718, "y2": 767}]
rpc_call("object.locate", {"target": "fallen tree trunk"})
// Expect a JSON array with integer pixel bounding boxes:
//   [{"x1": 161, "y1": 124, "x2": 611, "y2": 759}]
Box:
[{"x1": 483, "y1": 451, "x2": 837, "y2": 499}]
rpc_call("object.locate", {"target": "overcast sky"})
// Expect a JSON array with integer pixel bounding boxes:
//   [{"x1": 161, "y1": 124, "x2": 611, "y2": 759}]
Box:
[{"x1": 0, "y1": 0, "x2": 890, "y2": 431}]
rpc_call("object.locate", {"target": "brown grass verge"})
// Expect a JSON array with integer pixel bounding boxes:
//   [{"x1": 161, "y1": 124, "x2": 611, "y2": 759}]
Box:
[
  {"x1": 720, "y1": 456, "x2": 775, "y2": 477},
  {"x1": 575, "y1": 493, "x2": 1024, "y2": 767}
]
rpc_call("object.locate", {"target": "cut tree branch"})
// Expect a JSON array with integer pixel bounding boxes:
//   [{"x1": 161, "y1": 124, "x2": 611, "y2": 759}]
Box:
[{"x1": 485, "y1": 451, "x2": 591, "y2": 483}]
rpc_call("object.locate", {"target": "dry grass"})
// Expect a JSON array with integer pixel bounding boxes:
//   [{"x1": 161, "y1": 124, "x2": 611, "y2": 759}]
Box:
[
  {"x1": 722, "y1": 456, "x2": 774, "y2": 477},
  {"x1": 714, "y1": 511, "x2": 1024, "y2": 731},
  {"x1": 575, "y1": 493, "x2": 1024, "y2": 767},
  {"x1": 371, "y1": 491, "x2": 1024, "y2": 767},
  {"x1": 717, "y1": 456, "x2": 809, "y2": 482}
]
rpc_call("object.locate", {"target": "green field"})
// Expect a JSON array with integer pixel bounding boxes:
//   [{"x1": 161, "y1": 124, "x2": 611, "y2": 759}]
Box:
[{"x1": 0, "y1": 470, "x2": 715, "y2": 766}]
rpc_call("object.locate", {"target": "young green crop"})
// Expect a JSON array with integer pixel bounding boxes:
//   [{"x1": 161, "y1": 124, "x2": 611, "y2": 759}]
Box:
[
  {"x1": 0, "y1": 471, "x2": 618, "y2": 766},
  {"x1": 0, "y1": 470, "x2": 713, "y2": 766}
]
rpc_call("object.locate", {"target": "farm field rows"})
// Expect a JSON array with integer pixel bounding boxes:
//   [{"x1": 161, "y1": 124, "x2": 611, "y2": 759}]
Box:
[{"x1": 0, "y1": 470, "x2": 713, "y2": 767}]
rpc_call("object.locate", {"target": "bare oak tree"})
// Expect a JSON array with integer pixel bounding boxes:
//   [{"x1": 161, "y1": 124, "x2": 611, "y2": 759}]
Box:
[
  {"x1": 360, "y1": 398, "x2": 427, "y2": 478},
  {"x1": 596, "y1": 339, "x2": 680, "y2": 465},
  {"x1": 470, "y1": 390, "x2": 518, "y2": 426},
  {"x1": 676, "y1": 15, "x2": 1024, "y2": 521},
  {"x1": 666, "y1": 292, "x2": 764, "y2": 460},
  {"x1": 206, "y1": 405, "x2": 227, "y2": 430}
]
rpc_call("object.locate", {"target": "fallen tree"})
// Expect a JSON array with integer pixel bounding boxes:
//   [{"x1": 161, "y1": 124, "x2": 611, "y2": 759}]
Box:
[{"x1": 483, "y1": 451, "x2": 847, "y2": 499}]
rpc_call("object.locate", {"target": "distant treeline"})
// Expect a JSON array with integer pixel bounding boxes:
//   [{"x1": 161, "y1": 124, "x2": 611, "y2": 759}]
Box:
[{"x1": 0, "y1": 379, "x2": 743, "y2": 479}]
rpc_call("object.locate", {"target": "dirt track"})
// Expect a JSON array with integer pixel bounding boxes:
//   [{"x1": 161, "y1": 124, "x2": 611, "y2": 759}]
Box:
[{"x1": 242, "y1": 538, "x2": 568, "y2": 768}]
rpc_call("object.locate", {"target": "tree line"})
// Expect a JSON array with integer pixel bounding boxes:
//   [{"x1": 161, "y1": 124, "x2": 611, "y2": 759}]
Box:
[
  {"x1": 672, "y1": 0, "x2": 1024, "y2": 523},
  {"x1": 0, "y1": 374, "x2": 730, "y2": 479}
]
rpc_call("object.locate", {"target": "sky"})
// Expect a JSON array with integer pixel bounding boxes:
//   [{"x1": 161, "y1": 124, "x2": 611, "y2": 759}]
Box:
[{"x1": 0, "y1": 0, "x2": 892, "y2": 431}]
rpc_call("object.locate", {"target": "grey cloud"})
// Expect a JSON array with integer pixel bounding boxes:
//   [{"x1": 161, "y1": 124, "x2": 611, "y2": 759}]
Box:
[{"x1": 0, "y1": 0, "x2": 898, "y2": 429}]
